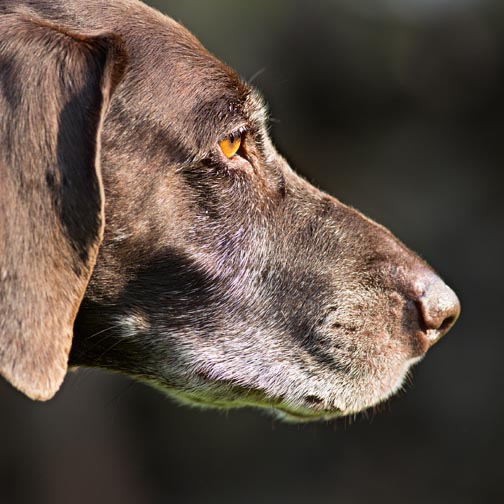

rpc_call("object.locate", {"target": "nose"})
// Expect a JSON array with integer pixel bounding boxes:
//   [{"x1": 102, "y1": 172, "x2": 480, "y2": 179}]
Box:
[{"x1": 414, "y1": 271, "x2": 460, "y2": 347}]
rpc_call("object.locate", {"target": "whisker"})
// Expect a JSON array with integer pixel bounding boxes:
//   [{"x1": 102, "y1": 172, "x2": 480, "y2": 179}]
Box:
[
  {"x1": 96, "y1": 339, "x2": 124, "y2": 361},
  {"x1": 87, "y1": 324, "x2": 122, "y2": 339},
  {"x1": 247, "y1": 67, "x2": 266, "y2": 85},
  {"x1": 77, "y1": 325, "x2": 123, "y2": 356}
]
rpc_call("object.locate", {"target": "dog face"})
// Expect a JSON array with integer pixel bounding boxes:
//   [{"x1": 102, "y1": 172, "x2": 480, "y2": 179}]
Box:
[{"x1": 0, "y1": 0, "x2": 459, "y2": 421}]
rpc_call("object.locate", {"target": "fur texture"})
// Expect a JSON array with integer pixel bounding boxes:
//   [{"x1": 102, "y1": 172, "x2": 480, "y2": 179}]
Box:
[{"x1": 0, "y1": 0, "x2": 460, "y2": 421}]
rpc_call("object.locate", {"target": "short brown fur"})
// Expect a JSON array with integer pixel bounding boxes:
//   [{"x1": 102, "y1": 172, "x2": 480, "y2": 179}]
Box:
[{"x1": 0, "y1": 0, "x2": 459, "y2": 421}]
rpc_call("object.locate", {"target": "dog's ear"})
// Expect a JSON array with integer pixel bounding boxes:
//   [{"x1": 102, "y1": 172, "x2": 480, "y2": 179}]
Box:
[{"x1": 0, "y1": 15, "x2": 126, "y2": 400}]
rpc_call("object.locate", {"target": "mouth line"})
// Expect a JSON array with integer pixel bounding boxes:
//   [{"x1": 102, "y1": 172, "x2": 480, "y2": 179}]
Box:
[
  {"x1": 272, "y1": 405, "x2": 344, "y2": 422},
  {"x1": 162, "y1": 382, "x2": 344, "y2": 422},
  {"x1": 146, "y1": 358, "x2": 419, "y2": 423}
]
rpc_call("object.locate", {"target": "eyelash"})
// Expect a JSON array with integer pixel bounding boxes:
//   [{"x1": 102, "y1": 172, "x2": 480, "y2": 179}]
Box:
[{"x1": 228, "y1": 126, "x2": 246, "y2": 144}]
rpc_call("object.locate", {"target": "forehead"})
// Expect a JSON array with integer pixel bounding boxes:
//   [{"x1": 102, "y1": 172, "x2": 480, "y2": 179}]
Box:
[{"x1": 123, "y1": 17, "x2": 252, "y2": 145}]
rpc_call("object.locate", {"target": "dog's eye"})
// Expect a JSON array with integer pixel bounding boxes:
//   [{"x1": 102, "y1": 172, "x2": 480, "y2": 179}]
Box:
[{"x1": 219, "y1": 129, "x2": 244, "y2": 159}]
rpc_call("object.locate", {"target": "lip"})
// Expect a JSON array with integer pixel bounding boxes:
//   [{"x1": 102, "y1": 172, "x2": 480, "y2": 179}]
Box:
[
  {"x1": 273, "y1": 405, "x2": 344, "y2": 423},
  {"x1": 165, "y1": 383, "x2": 345, "y2": 422}
]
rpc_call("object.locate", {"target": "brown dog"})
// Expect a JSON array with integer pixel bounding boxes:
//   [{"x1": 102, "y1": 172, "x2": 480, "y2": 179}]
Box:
[{"x1": 0, "y1": 0, "x2": 459, "y2": 421}]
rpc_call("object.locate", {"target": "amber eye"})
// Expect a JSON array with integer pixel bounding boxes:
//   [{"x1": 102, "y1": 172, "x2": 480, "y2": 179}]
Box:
[{"x1": 219, "y1": 130, "x2": 244, "y2": 159}]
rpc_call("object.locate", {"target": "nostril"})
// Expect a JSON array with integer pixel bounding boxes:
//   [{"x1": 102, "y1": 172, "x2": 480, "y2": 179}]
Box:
[
  {"x1": 439, "y1": 315, "x2": 456, "y2": 333},
  {"x1": 416, "y1": 275, "x2": 460, "y2": 346}
]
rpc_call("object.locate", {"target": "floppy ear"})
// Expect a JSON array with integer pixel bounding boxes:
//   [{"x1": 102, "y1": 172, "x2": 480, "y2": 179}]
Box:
[{"x1": 0, "y1": 15, "x2": 126, "y2": 400}]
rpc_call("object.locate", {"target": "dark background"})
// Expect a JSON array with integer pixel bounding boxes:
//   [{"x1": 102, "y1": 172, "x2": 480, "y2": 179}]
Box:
[{"x1": 1, "y1": 0, "x2": 503, "y2": 502}]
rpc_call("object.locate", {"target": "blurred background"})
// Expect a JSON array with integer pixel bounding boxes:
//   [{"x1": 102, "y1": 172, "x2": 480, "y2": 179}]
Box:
[{"x1": 1, "y1": 0, "x2": 503, "y2": 502}]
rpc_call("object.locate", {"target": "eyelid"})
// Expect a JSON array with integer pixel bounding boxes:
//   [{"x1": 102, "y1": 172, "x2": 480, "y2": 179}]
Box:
[{"x1": 221, "y1": 126, "x2": 247, "y2": 144}]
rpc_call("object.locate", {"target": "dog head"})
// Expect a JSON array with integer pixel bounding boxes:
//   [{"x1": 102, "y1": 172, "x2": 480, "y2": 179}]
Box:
[{"x1": 0, "y1": 0, "x2": 459, "y2": 421}]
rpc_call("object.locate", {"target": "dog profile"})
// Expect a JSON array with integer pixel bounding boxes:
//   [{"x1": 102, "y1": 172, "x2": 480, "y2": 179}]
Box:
[{"x1": 0, "y1": 0, "x2": 460, "y2": 421}]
